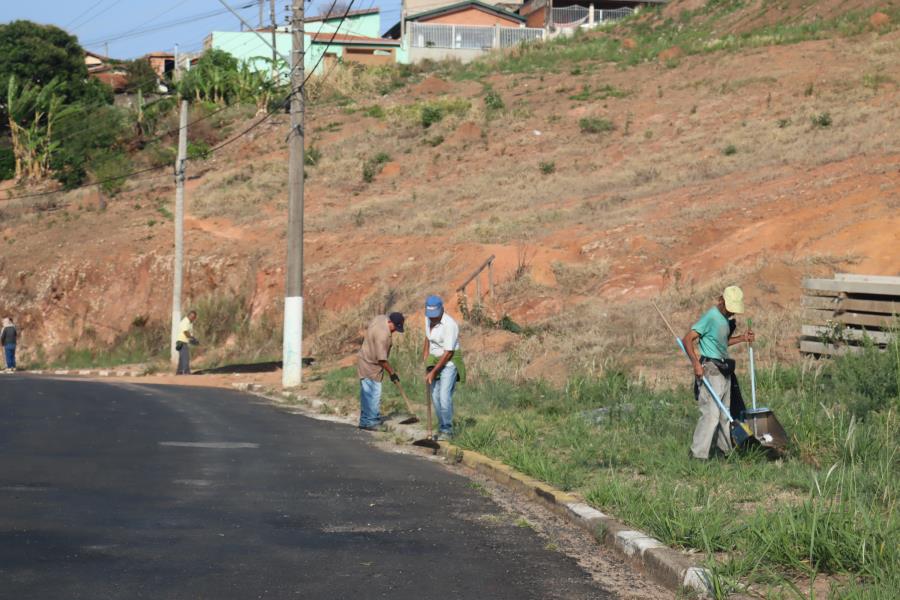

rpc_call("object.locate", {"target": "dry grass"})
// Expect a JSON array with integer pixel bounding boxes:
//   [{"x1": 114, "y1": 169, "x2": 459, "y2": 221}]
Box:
[
  {"x1": 550, "y1": 259, "x2": 611, "y2": 295},
  {"x1": 191, "y1": 161, "x2": 287, "y2": 221}
]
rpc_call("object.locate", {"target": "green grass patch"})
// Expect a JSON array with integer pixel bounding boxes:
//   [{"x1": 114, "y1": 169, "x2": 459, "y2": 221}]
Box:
[
  {"x1": 579, "y1": 117, "x2": 615, "y2": 134},
  {"x1": 49, "y1": 317, "x2": 168, "y2": 369},
  {"x1": 321, "y1": 332, "x2": 900, "y2": 596},
  {"x1": 362, "y1": 152, "x2": 391, "y2": 183},
  {"x1": 388, "y1": 98, "x2": 471, "y2": 129},
  {"x1": 448, "y1": 4, "x2": 900, "y2": 79}
]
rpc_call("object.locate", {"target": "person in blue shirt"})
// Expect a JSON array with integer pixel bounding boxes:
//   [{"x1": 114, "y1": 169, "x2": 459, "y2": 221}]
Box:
[{"x1": 682, "y1": 286, "x2": 755, "y2": 459}]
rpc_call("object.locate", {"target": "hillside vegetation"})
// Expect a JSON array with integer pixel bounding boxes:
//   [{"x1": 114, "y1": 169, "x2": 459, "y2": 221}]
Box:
[{"x1": 1, "y1": 1, "x2": 898, "y2": 596}]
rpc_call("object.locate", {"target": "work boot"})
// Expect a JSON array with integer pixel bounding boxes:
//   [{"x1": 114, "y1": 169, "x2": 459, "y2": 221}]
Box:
[{"x1": 358, "y1": 424, "x2": 387, "y2": 433}]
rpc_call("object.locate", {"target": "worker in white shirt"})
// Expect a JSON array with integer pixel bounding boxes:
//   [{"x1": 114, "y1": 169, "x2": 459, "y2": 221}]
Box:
[
  {"x1": 423, "y1": 295, "x2": 465, "y2": 440},
  {"x1": 176, "y1": 310, "x2": 199, "y2": 375}
]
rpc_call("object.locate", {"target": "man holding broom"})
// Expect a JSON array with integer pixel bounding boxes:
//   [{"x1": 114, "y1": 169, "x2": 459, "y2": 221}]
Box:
[
  {"x1": 683, "y1": 286, "x2": 755, "y2": 460},
  {"x1": 357, "y1": 312, "x2": 406, "y2": 431},
  {"x1": 423, "y1": 295, "x2": 464, "y2": 441}
]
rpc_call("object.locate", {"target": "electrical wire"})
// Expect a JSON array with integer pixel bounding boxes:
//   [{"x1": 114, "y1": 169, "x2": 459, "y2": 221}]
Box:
[
  {"x1": 206, "y1": 0, "x2": 356, "y2": 152},
  {"x1": 3, "y1": 0, "x2": 360, "y2": 203},
  {"x1": 101, "y1": 0, "x2": 192, "y2": 42},
  {"x1": 67, "y1": 0, "x2": 134, "y2": 34},
  {"x1": 45, "y1": 41, "x2": 208, "y2": 149},
  {"x1": 82, "y1": 2, "x2": 258, "y2": 47},
  {"x1": 66, "y1": 0, "x2": 115, "y2": 31}
]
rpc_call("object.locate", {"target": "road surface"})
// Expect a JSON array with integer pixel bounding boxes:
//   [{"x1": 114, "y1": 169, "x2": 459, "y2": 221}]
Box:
[{"x1": 0, "y1": 375, "x2": 615, "y2": 599}]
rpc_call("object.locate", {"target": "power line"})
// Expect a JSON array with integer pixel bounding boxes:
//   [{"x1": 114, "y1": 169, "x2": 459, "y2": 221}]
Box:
[
  {"x1": 82, "y1": 2, "x2": 258, "y2": 47},
  {"x1": 208, "y1": 0, "x2": 353, "y2": 152},
  {"x1": 145, "y1": 0, "x2": 352, "y2": 151},
  {"x1": 104, "y1": 0, "x2": 192, "y2": 42},
  {"x1": 43, "y1": 41, "x2": 207, "y2": 149},
  {"x1": 67, "y1": 0, "x2": 132, "y2": 33},
  {"x1": 65, "y1": 0, "x2": 113, "y2": 31},
  {"x1": 3, "y1": 0, "x2": 361, "y2": 204}
]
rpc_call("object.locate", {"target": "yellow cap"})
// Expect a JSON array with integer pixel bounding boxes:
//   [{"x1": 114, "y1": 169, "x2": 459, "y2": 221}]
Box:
[{"x1": 723, "y1": 286, "x2": 745, "y2": 314}]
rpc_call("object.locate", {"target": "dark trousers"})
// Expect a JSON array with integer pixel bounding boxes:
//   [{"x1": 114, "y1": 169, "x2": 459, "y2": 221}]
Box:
[
  {"x1": 3, "y1": 344, "x2": 14, "y2": 369},
  {"x1": 176, "y1": 344, "x2": 191, "y2": 375}
]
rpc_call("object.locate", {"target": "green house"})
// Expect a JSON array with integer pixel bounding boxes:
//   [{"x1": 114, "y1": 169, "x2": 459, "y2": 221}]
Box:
[{"x1": 204, "y1": 8, "x2": 398, "y2": 77}]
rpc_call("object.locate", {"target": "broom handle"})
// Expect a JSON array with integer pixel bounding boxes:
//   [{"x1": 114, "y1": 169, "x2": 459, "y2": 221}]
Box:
[
  {"x1": 652, "y1": 301, "x2": 681, "y2": 339},
  {"x1": 748, "y1": 318, "x2": 757, "y2": 411},
  {"x1": 425, "y1": 382, "x2": 433, "y2": 438},
  {"x1": 393, "y1": 379, "x2": 417, "y2": 415},
  {"x1": 652, "y1": 301, "x2": 735, "y2": 424}
]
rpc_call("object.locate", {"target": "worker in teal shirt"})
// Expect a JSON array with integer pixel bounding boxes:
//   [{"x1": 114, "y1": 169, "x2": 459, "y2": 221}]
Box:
[{"x1": 682, "y1": 286, "x2": 755, "y2": 459}]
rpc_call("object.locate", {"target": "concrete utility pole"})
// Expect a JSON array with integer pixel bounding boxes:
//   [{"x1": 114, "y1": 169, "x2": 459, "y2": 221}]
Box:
[
  {"x1": 170, "y1": 99, "x2": 188, "y2": 368},
  {"x1": 259, "y1": 0, "x2": 265, "y2": 28},
  {"x1": 282, "y1": 0, "x2": 305, "y2": 387},
  {"x1": 270, "y1": 0, "x2": 279, "y2": 84}
]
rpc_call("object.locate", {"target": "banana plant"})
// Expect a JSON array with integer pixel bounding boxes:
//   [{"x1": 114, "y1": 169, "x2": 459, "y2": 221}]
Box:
[{"x1": 5, "y1": 75, "x2": 74, "y2": 181}]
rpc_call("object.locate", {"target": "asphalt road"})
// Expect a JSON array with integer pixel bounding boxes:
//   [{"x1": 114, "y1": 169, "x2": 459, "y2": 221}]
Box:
[{"x1": 0, "y1": 375, "x2": 612, "y2": 599}]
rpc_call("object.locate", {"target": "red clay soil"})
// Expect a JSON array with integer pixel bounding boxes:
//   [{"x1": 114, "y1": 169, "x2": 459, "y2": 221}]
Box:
[{"x1": 1, "y1": 11, "x2": 899, "y2": 375}]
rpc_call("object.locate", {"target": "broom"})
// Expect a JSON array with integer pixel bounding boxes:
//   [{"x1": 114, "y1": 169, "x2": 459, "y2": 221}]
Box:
[
  {"x1": 412, "y1": 379, "x2": 440, "y2": 450},
  {"x1": 651, "y1": 301, "x2": 757, "y2": 449},
  {"x1": 392, "y1": 379, "x2": 420, "y2": 425}
]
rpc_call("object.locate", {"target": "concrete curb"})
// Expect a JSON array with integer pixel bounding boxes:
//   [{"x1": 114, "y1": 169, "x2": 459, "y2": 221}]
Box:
[
  {"x1": 27, "y1": 369, "x2": 143, "y2": 377},
  {"x1": 435, "y1": 441, "x2": 713, "y2": 597},
  {"x1": 248, "y1": 388, "x2": 714, "y2": 597}
]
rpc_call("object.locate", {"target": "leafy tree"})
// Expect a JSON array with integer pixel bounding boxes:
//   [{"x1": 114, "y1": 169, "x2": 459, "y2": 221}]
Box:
[
  {"x1": 51, "y1": 103, "x2": 129, "y2": 188},
  {"x1": 92, "y1": 149, "x2": 131, "y2": 196},
  {"x1": 125, "y1": 59, "x2": 159, "y2": 95},
  {"x1": 5, "y1": 76, "x2": 77, "y2": 180},
  {"x1": 0, "y1": 20, "x2": 89, "y2": 108}
]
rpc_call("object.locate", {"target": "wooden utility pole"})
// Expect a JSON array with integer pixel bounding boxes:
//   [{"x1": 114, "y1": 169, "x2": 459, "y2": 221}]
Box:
[
  {"x1": 282, "y1": 0, "x2": 305, "y2": 387},
  {"x1": 170, "y1": 99, "x2": 188, "y2": 368},
  {"x1": 270, "y1": 0, "x2": 279, "y2": 84}
]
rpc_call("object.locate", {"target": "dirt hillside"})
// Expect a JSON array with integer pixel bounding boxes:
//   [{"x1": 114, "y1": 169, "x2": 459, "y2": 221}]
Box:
[{"x1": 1, "y1": 0, "x2": 898, "y2": 377}]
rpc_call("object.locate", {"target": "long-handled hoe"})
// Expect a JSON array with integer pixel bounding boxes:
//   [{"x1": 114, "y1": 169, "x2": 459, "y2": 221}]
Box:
[
  {"x1": 412, "y1": 381, "x2": 440, "y2": 450},
  {"x1": 392, "y1": 379, "x2": 420, "y2": 425},
  {"x1": 652, "y1": 301, "x2": 759, "y2": 450}
]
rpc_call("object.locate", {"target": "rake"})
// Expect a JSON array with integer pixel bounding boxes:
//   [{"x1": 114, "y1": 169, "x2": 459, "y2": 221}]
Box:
[{"x1": 652, "y1": 301, "x2": 758, "y2": 449}]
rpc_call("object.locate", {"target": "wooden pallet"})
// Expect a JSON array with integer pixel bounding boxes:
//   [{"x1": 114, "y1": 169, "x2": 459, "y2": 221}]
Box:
[{"x1": 800, "y1": 273, "x2": 899, "y2": 357}]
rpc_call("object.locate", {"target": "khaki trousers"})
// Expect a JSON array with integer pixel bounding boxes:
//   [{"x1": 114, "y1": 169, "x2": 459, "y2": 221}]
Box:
[{"x1": 691, "y1": 361, "x2": 732, "y2": 459}]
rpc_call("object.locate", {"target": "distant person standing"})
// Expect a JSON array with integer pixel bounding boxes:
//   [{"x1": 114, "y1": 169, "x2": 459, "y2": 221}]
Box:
[
  {"x1": 423, "y1": 296, "x2": 465, "y2": 440},
  {"x1": 175, "y1": 310, "x2": 199, "y2": 375},
  {"x1": 357, "y1": 312, "x2": 405, "y2": 431},
  {"x1": 1, "y1": 317, "x2": 16, "y2": 372}
]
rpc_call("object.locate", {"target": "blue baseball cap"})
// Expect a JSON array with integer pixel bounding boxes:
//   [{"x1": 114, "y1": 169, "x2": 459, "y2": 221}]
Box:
[{"x1": 425, "y1": 295, "x2": 444, "y2": 318}]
